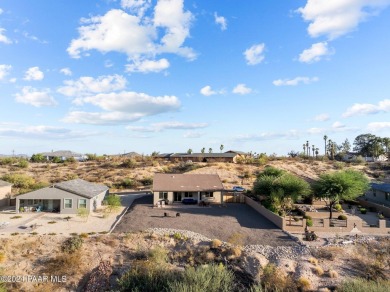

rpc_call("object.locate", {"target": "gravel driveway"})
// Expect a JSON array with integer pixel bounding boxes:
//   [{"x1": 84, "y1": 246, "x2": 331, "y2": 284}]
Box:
[{"x1": 113, "y1": 195, "x2": 297, "y2": 247}]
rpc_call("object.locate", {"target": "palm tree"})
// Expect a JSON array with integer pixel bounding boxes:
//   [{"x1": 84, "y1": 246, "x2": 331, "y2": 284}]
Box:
[
  {"x1": 303, "y1": 144, "x2": 306, "y2": 156},
  {"x1": 220, "y1": 144, "x2": 224, "y2": 153},
  {"x1": 306, "y1": 141, "x2": 310, "y2": 156},
  {"x1": 312, "y1": 145, "x2": 315, "y2": 157},
  {"x1": 209, "y1": 148, "x2": 213, "y2": 153},
  {"x1": 201, "y1": 148, "x2": 205, "y2": 154},
  {"x1": 315, "y1": 148, "x2": 319, "y2": 159},
  {"x1": 323, "y1": 135, "x2": 328, "y2": 156}
]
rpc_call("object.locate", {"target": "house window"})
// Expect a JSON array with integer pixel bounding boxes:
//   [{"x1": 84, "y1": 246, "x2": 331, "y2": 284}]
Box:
[
  {"x1": 78, "y1": 199, "x2": 87, "y2": 209},
  {"x1": 64, "y1": 199, "x2": 73, "y2": 209},
  {"x1": 204, "y1": 192, "x2": 214, "y2": 197},
  {"x1": 159, "y1": 192, "x2": 168, "y2": 199},
  {"x1": 386, "y1": 193, "x2": 390, "y2": 201}
]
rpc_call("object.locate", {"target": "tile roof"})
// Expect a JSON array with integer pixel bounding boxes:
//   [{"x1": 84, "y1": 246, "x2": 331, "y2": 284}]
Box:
[{"x1": 153, "y1": 173, "x2": 224, "y2": 192}]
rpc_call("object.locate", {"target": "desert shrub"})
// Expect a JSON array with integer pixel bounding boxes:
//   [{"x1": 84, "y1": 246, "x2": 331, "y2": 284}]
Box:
[
  {"x1": 297, "y1": 277, "x2": 311, "y2": 291},
  {"x1": 121, "y1": 158, "x2": 137, "y2": 168},
  {"x1": 338, "y1": 215, "x2": 348, "y2": 220},
  {"x1": 308, "y1": 257, "x2": 318, "y2": 265},
  {"x1": 48, "y1": 221, "x2": 57, "y2": 224},
  {"x1": 115, "y1": 178, "x2": 139, "y2": 189},
  {"x1": 61, "y1": 237, "x2": 83, "y2": 254},
  {"x1": 148, "y1": 247, "x2": 168, "y2": 266},
  {"x1": 173, "y1": 233, "x2": 182, "y2": 241},
  {"x1": 43, "y1": 251, "x2": 84, "y2": 277},
  {"x1": 312, "y1": 247, "x2": 340, "y2": 261},
  {"x1": 339, "y1": 279, "x2": 390, "y2": 292},
  {"x1": 168, "y1": 264, "x2": 235, "y2": 292},
  {"x1": 334, "y1": 162, "x2": 345, "y2": 169},
  {"x1": 79, "y1": 233, "x2": 88, "y2": 238},
  {"x1": 10, "y1": 215, "x2": 22, "y2": 219},
  {"x1": 211, "y1": 239, "x2": 223, "y2": 249},
  {"x1": 228, "y1": 246, "x2": 242, "y2": 258},
  {"x1": 329, "y1": 269, "x2": 338, "y2": 278},
  {"x1": 334, "y1": 203, "x2": 342, "y2": 211},
  {"x1": 139, "y1": 176, "x2": 153, "y2": 186},
  {"x1": 227, "y1": 232, "x2": 245, "y2": 246},
  {"x1": 11, "y1": 232, "x2": 19, "y2": 236},
  {"x1": 18, "y1": 159, "x2": 29, "y2": 168},
  {"x1": 77, "y1": 207, "x2": 90, "y2": 221},
  {"x1": 314, "y1": 266, "x2": 324, "y2": 276},
  {"x1": 0, "y1": 157, "x2": 18, "y2": 165},
  {"x1": 360, "y1": 208, "x2": 367, "y2": 214},
  {"x1": 353, "y1": 155, "x2": 366, "y2": 164},
  {"x1": 118, "y1": 261, "x2": 177, "y2": 292},
  {"x1": 261, "y1": 263, "x2": 297, "y2": 292},
  {"x1": 1, "y1": 173, "x2": 35, "y2": 189},
  {"x1": 306, "y1": 218, "x2": 313, "y2": 227}
]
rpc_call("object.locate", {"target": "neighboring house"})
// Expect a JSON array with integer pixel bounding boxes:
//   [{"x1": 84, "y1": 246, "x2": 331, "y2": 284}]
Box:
[
  {"x1": 15, "y1": 179, "x2": 109, "y2": 214},
  {"x1": 152, "y1": 173, "x2": 224, "y2": 205},
  {"x1": 121, "y1": 152, "x2": 141, "y2": 158},
  {"x1": 343, "y1": 152, "x2": 388, "y2": 162},
  {"x1": 364, "y1": 183, "x2": 390, "y2": 207},
  {"x1": 40, "y1": 150, "x2": 87, "y2": 162},
  {"x1": 0, "y1": 180, "x2": 12, "y2": 207}
]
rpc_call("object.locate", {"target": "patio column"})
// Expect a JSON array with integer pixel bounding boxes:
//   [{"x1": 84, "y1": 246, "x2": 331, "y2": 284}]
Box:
[
  {"x1": 15, "y1": 198, "x2": 20, "y2": 213},
  {"x1": 198, "y1": 191, "x2": 200, "y2": 202}
]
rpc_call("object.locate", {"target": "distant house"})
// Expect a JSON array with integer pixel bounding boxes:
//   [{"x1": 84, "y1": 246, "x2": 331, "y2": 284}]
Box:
[
  {"x1": 40, "y1": 150, "x2": 87, "y2": 162},
  {"x1": 120, "y1": 152, "x2": 141, "y2": 158},
  {"x1": 15, "y1": 179, "x2": 109, "y2": 214},
  {"x1": 343, "y1": 152, "x2": 388, "y2": 162},
  {"x1": 364, "y1": 183, "x2": 390, "y2": 207},
  {"x1": 152, "y1": 173, "x2": 224, "y2": 205},
  {"x1": 0, "y1": 180, "x2": 12, "y2": 207}
]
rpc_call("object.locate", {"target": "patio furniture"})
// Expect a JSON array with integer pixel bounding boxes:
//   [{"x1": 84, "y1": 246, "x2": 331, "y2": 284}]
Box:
[{"x1": 182, "y1": 198, "x2": 197, "y2": 205}]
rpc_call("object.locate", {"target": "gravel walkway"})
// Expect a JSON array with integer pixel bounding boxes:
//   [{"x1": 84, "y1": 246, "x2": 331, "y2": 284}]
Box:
[{"x1": 113, "y1": 195, "x2": 298, "y2": 247}]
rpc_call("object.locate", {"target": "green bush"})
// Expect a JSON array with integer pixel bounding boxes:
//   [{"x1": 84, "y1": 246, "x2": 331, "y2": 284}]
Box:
[
  {"x1": 168, "y1": 264, "x2": 235, "y2": 292},
  {"x1": 334, "y1": 203, "x2": 343, "y2": 211},
  {"x1": 1, "y1": 173, "x2": 35, "y2": 189},
  {"x1": 61, "y1": 237, "x2": 83, "y2": 254},
  {"x1": 148, "y1": 247, "x2": 168, "y2": 266},
  {"x1": 18, "y1": 159, "x2": 29, "y2": 168},
  {"x1": 339, "y1": 279, "x2": 390, "y2": 292},
  {"x1": 360, "y1": 208, "x2": 367, "y2": 214},
  {"x1": 306, "y1": 218, "x2": 313, "y2": 227},
  {"x1": 338, "y1": 215, "x2": 348, "y2": 220}
]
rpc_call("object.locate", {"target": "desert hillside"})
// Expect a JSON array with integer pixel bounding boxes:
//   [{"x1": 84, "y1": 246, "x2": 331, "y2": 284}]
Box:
[{"x1": 0, "y1": 157, "x2": 388, "y2": 196}]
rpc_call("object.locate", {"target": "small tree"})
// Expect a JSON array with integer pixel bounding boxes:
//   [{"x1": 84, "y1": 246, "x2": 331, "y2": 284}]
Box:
[
  {"x1": 201, "y1": 147, "x2": 205, "y2": 154},
  {"x1": 187, "y1": 148, "x2": 193, "y2": 154},
  {"x1": 77, "y1": 207, "x2": 90, "y2": 222},
  {"x1": 220, "y1": 144, "x2": 224, "y2": 153},
  {"x1": 313, "y1": 170, "x2": 369, "y2": 219},
  {"x1": 105, "y1": 194, "x2": 122, "y2": 214},
  {"x1": 209, "y1": 148, "x2": 213, "y2": 153}
]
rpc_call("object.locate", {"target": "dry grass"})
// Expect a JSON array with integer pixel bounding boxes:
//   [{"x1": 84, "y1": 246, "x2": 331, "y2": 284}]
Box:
[
  {"x1": 308, "y1": 257, "x2": 319, "y2": 265},
  {"x1": 328, "y1": 269, "x2": 338, "y2": 278},
  {"x1": 0, "y1": 251, "x2": 6, "y2": 263},
  {"x1": 297, "y1": 277, "x2": 312, "y2": 291},
  {"x1": 42, "y1": 250, "x2": 85, "y2": 277},
  {"x1": 314, "y1": 265, "x2": 324, "y2": 276},
  {"x1": 210, "y1": 239, "x2": 223, "y2": 249}
]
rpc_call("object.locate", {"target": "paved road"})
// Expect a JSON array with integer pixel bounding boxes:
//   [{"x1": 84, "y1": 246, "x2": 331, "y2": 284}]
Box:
[{"x1": 113, "y1": 195, "x2": 298, "y2": 247}]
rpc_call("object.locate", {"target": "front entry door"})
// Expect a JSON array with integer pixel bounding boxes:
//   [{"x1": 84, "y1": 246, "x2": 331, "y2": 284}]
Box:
[{"x1": 173, "y1": 192, "x2": 182, "y2": 202}]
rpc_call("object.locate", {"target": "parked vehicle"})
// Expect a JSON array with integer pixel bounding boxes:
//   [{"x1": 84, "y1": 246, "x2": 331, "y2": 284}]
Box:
[{"x1": 233, "y1": 186, "x2": 246, "y2": 192}]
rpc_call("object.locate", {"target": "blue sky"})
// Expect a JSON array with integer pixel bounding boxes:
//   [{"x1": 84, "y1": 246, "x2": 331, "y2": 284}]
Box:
[{"x1": 1, "y1": 0, "x2": 390, "y2": 156}]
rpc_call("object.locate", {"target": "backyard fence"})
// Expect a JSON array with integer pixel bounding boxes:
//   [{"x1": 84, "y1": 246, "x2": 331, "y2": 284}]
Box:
[{"x1": 245, "y1": 196, "x2": 390, "y2": 235}]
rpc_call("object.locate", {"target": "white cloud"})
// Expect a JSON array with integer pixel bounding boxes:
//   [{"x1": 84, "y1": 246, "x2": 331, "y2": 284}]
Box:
[
  {"x1": 232, "y1": 84, "x2": 252, "y2": 95},
  {"x1": 314, "y1": 113, "x2": 330, "y2": 121},
  {"x1": 0, "y1": 8, "x2": 3, "y2": 15},
  {"x1": 0, "y1": 64, "x2": 12, "y2": 80},
  {"x1": 236, "y1": 130, "x2": 300, "y2": 141},
  {"x1": 307, "y1": 127, "x2": 326, "y2": 135},
  {"x1": 0, "y1": 28, "x2": 11, "y2": 44},
  {"x1": 367, "y1": 122, "x2": 390, "y2": 132},
  {"x1": 244, "y1": 43, "x2": 265, "y2": 65},
  {"x1": 63, "y1": 91, "x2": 181, "y2": 125},
  {"x1": 127, "y1": 121, "x2": 208, "y2": 132},
  {"x1": 121, "y1": 0, "x2": 151, "y2": 16},
  {"x1": 0, "y1": 125, "x2": 95, "y2": 140},
  {"x1": 200, "y1": 85, "x2": 222, "y2": 96},
  {"x1": 24, "y1": 67, "x2": 44, "y2": 81},
  {"x1": 273, "y1": 76, "x2": 319, "y2": 86},
  {"x1": 332, "y1": 121, "x2": 345, "y2": 129},
  {"x1": 68, "y1": 1, "x2": 195, "y2": 62},
  {"x1": 58, "y1": 75, "x2": 127, "y2": 97},
  {"x1": 14, "y1": 86, "x2": 57, "y2": 107},
  {"x1": 342, "y1": 99, "x2": 390, "y2": 117},
  {"x1": 126, "y1": 58, "x2": 170, "y2": 73},
  {"x1": 183, "y1": 131, "x2": 204, "y2": 138},
  {"x1": 214, "y1": 12, "x2": 227, "y2": 30},
  {"x1": 60, "y1": 68, "x2": 72, "y2": 76},
  {"x1": 299, "y1": 42, "x2": 332, "y2": 63},
  {"x1": 297, "y1": 0, "x2": 390, "y2": 40}
]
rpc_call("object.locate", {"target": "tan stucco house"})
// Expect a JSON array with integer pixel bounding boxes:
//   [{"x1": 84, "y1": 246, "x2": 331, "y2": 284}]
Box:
[
  {"x1": 0, "y1": 180, "x2": 12, "y2": 207},
  {"x1": 15, "y1": 179, "x2": 109, "y2": 214},
  {"x1": 364, "y1": 183, "x2": 390, "y2": 207},
  {"x1": 152, "y1": 173, "x2": 224, "y2": 205}
]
